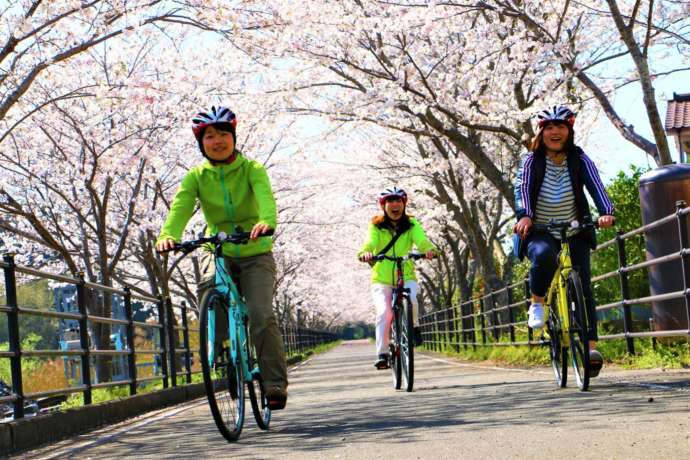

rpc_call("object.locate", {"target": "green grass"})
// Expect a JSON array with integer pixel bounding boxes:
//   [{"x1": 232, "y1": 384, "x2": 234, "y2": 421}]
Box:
[
  {"x1": 597, "y1": 338, "x2": 690, "y2": 369},
  {"x1": 426, "y1": 342, "x2": 551, "y2": 367},
  {"x1": 422, "y1": 332, "x2": 689, "y2": 370}
]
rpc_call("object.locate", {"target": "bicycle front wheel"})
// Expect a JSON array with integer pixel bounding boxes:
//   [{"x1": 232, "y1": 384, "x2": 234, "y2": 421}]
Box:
[
  {"x1": 200, "y1": 289, "x2": 245, "y2": 442},
  {"x1": 400, "y1": 296, "x2": 414, "y2": 392},
  {"x1": 547, "y1": 294, "x2": 568, "y2": 388},
  {"x1": 246, "y1": 323, "x2": 271, "y2": 430},
  {"x1": 567, "y1": 270, "x2": 590, "y2": 391},
  {"x1": 390, "y1": 307, "x2": 402, "y2": 390}
]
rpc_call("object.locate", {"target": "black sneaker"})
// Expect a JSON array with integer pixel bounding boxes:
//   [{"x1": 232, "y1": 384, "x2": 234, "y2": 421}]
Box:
[
  {"x1": 589, "y1": 349, "x2": 603, "y2": 378},
  {"x1": 374, "y1": 353, "x2": 390, "y2": 370},
  {"x1": 413, "y1": 327, "x2": 423, "y2": 346}
]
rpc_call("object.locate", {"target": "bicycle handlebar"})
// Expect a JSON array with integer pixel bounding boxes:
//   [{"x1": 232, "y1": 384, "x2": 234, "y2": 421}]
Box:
[
  {"x1": 160, "y1": 229, "x2": 275, "y2": 254},
  {"x1": 531, "y1": 218, "x2": 600, "y2": 233},
  {"x1": 371, "y1": 252, "x2": 426, "y2": 262}
]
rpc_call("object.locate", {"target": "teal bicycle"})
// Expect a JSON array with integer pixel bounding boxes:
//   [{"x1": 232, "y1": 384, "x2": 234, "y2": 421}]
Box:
[{"x1": 170, "y1": 230, "x2": 273, "y2": 441}]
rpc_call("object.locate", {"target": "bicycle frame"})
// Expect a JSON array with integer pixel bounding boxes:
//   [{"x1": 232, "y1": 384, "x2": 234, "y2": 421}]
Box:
[
  {"x1": 544, "y1": 235, "x2": 573, "y2": 348},
  {"x1": 206, "y1": 246, "x2": 256, "y2": 384},
  {"x1": 391, "y1": 259, "x2": 409, "y2": 313}
]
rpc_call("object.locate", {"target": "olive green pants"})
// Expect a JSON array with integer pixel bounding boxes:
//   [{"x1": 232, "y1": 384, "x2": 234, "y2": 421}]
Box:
[{"x1": 198, "y1": 251, "x2": 288, "y2": 389}]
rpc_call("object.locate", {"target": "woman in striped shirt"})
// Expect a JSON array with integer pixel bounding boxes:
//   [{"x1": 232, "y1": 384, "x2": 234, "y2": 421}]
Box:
[{"x1": 513, "y1": 105, "x2": 615, "y2": 375}]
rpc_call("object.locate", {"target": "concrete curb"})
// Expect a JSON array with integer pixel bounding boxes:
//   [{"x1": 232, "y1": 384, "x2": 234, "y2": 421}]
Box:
[{"x1": 0, "y1": 383, "x2": 206, "y2": 456}]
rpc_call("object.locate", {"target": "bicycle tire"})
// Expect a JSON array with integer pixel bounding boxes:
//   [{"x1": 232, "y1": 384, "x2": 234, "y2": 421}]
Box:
[
  {"x1": 567, "y1": 270, "x2": 590, "y2": 391},
  {"x1": 390, "y1": 305, "x2": 402, "y2": 390},
  {"x1": 401, "y1": 296, "x2": 414, "y2": 392},
  {"x1": 547, "y1": 293, "x2": 568, "y2": 388},
  {"x1": 199, "y1": 289, "x2": 245, "y2": 442},
  {"x1": 246, "y1": 323, "x2": 271, "y2": 430}
]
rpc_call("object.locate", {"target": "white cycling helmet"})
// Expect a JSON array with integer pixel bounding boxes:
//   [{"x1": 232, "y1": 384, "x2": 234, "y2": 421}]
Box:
[
  {"x1": 191, "y1": 105, "x2": 237, "y2": 141},
  {"x1": 536, "y1": 105, "x2": 576, "y2": 129},
  {"x1": 378, "y1": 187, "x2": 408, "y2": 206}
]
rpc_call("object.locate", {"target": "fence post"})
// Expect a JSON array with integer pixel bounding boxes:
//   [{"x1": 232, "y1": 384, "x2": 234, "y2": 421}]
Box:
[
  {"x1": 524, "y1": 278, "x2": 533, "y2": 346},
  {"x1": 469, "y1": 300, "x2": 477, "y2": 350},
  {"x1": 431, "y1": 311, "x2": 437, "y2": 351},
  {"x1": 490, "y1": 291, "x2": 500, "y2": 342},
  {"x1": 76, "y1": 272, "x2": 92, "y2": 405},
  {"x1": 157, "y1": 296, "x2": 169, "y2": 389},
  {"x1": 296, "y1": 309, "x2": 303, "y2": 355},
  {"x1": 479, "y1": 298, "x2": 487, "y2": 345},
  {"x1": 450, "y1": 305, "x2": 459, "y2": 352},
  {"x1": 676, "y1": 201, "x2": 690, "y2": 332},
  {"x1": 283, "y1": 322, "x2": 292, "y2": 356},
  {"x1": 3, "y1": 254, "x2": 24, "y2": 418},
  {"x1": 181, "y1": 301, "x2": 192, "y2": 384},
  {"x1": 506, "y1": 286, "x2": 516, "y2": 344},
  {"x1": 123, "y1": 287, "x2": 137, "y2": 396},
  {"x1": 165, "y1": 297, "x2": 177, "y2": 387},
  {"x1": 615, "y1": 231, "x2": 635, "y2": 354}
]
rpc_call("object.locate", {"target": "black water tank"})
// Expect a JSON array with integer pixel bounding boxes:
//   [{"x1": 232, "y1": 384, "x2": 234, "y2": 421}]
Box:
[{"x1": 638, "y1": 163, "x2": 690, "y2": 331}]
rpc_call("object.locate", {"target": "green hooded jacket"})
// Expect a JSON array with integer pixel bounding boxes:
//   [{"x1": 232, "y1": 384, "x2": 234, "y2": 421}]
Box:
[
  {"x1": 157, "y1": 153, "x2": 276, "y2": 258},
  {"x1": 357, "y1": 217, "x2": 436, "y2": 285}
]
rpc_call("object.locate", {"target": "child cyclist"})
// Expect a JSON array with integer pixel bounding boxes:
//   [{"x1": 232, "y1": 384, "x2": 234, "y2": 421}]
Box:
[
  {"x1": 155, "y1": 105, "x2": 288, "y2": 409},
  {"x1": 358, "y1": 187, "x2": 436, "y2": 369},
  {"x1": 513, "y1": 105, "x2": 615, "y2": 376}
]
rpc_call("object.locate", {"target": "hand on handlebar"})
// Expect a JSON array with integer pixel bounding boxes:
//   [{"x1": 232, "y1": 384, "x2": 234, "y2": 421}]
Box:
[
  {"x1": 424, "y1": 250, "x2": 434, "y2": 260},
  {"x1": 250, "y1": 223, "x2": 273, "y2": 240},
  {"x1": 359, "y1": 252, "x2": 374, "y2": 262},
  {"x1": 514, "y1": 216, "x2": 533, "y2": 240},
  {"x1": 156, "y1": 238, "x2": 177, "y2": 253},
  {"x1": 598, "y1": 215, "x2": 615, "y2": 229}
]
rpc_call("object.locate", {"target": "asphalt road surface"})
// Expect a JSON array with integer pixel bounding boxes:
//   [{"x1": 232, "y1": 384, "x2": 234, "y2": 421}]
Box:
[{"x1": 19, "y1": 340, "x2": 690, "y2": 459}]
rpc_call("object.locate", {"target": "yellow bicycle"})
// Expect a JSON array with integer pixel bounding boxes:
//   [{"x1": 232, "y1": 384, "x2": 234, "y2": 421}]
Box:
[{"x1": 533, "y1": 219, "x2": 595, "y2": 391}]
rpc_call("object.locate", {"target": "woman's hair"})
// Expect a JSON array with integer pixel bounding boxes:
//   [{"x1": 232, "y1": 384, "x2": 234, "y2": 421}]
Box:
[
  {"x1": 529, "y1": 121, "x2": 575, "y2": 155},
  {"x1": 371, "y1": 212, "x2": 412, "y2": 232}
]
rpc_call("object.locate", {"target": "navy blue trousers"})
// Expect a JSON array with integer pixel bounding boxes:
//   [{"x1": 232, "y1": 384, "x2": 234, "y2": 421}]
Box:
[{"x1": 526, "y1": 231, "x2": 598, "y2": 340}]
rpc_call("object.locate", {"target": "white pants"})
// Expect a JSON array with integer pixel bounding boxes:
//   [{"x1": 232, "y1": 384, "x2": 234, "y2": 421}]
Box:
[{"x1": 372, "y1": 282, "x2": 419, "y2": 355}]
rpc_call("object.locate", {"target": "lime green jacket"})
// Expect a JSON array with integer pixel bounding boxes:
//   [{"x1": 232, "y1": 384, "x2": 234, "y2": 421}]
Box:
[
  {"x1": 357, "y1": 217, "x2": 436, "y2": 285},
  {"x1": 157, "y1": 153, "x2": 276, "y2": 258}
]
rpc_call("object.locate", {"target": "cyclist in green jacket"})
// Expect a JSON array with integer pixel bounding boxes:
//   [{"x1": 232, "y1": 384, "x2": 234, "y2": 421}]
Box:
[
  {"x1": 156, "y1": 105, "x2": 288, "y2": 410},
  {"x1": 358, "y1": 187, "x2": 436, "y2": 369}
]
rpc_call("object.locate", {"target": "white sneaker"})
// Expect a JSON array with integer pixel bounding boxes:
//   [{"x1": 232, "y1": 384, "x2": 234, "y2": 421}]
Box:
[{"x1": 528, "y1": 303, "x2": 545, "y2": 329}]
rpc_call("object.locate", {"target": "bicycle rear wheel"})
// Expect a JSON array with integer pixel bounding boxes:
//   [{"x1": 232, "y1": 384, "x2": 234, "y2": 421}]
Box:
[
  {"x1": 246, "y1": 323, "x2": 271, "y2": 430},
  {"x1": 400, "y1": 296, "x2": 414, "y2": 392},
  {"x1": 547, "y1": 294, "x2": 568, "y2": 388},
  {"x1": 567, "y1": 270, "x2": 590, "y2": 391},
  {"x1": 200, "y1": 289, "x2": 245, "y2": 442},
  {"x1": 390, "y1": 306, "x2": 402, "y2": 390}
]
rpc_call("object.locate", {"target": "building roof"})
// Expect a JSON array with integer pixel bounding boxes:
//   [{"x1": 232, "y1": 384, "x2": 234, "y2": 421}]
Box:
[{"x1": 665, "y1": 92, "x2": 690, "y2": 132}]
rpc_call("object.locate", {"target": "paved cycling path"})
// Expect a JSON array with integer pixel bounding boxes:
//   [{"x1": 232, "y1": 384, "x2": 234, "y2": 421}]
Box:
[{"x1": 18, "y1": 340, "x2": 690, "y2": 459}]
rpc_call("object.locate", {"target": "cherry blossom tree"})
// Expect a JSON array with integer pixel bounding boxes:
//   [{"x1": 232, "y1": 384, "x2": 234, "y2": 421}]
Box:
[{"x1": 477, "y1": 0, "x2": 690, "y2": 165}]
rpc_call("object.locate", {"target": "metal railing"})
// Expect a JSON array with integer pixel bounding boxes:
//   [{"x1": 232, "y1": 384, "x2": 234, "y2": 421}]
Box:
[
  {"x1": 0, "y1": 257, "x2": 337, "y2": 420},
  {"x1": 419, "y1": 202, "x2": 690, "y2": 354}
]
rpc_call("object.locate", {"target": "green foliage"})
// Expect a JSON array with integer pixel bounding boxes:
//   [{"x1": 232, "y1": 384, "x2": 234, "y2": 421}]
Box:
[
  {"x1": 597, "y1": 337, "x2": 690, "y2": 369},
  {"x1": 61, "y1": 381, "x2": 165, "y2": 410},
  {"x1": 590, "y1": 166, "x2": 651, "y2": 327},
  {"x1": 0, "y1": 279, "x2": 59, "y2": 350},
  {"x1": 339, "y1": 322, "x2": 374, "y2": 339},
  {"x1": 439, "y1": 344, "x2": 551, "y2": 366},
  {"x1": 0, "y1": 333, "x2": 43, "y2": 383}
]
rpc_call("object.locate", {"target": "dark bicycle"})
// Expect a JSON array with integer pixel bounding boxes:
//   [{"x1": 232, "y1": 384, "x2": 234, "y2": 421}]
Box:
[{"x1": 372, "y1": 252, "x2": 425, "y2": 392}]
